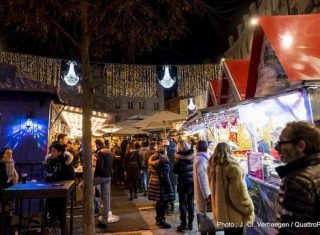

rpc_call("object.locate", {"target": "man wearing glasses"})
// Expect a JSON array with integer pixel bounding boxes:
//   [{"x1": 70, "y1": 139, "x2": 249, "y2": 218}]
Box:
[{"x1": 275, "y1": 121, "x2": 320, "y2": 235}]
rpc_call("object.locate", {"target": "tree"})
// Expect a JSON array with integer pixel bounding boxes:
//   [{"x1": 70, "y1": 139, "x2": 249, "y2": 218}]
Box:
[{"x1": 0, "y1": 0, "x2": 228, "y2": 233}]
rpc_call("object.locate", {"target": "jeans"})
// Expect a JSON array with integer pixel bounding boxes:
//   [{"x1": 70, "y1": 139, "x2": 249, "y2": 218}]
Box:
[
  {"x1": 141, "y1": 170, "x2": 148, "y2": 192},
  {"x1": 178, "y1": 192, "x2": 194, "y2": 217},
  {"x1": 93, "y1": 177, "x2": 111, "y2": 222}
]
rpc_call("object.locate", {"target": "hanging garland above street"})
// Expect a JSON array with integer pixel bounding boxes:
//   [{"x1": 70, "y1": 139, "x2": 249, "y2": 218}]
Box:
[
  {"x1": 0, "y1": 51, "x2": 220, "y2": 98},
  {"x1": 177, "y1": 64, "x2": 220, "y2": 97}
]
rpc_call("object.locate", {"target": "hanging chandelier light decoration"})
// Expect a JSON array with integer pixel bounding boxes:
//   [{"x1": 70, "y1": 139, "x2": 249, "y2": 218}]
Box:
[
  {"x1": 63, "y1": 61, "x2": 80, "y2": 86},
  {"x1": 158, "y1": 66, "x2": 176, "y2": 89},
  {"x1": 187, "y1": 97, "x2": 196, "y2": 111}
]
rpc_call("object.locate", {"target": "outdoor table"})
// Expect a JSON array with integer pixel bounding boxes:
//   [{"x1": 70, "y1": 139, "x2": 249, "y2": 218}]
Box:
[{"x1": 0, "y1": 180, "x2": 75, "y2": 235}]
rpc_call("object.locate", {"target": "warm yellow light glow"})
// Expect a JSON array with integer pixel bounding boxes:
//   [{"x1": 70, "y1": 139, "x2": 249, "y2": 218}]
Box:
[
  {"x1": 249, "y1": 17, "x2": 258, "y2": 26},
  {"x1": 61, "y1": 106, "x2": 112, "y2": 137}
]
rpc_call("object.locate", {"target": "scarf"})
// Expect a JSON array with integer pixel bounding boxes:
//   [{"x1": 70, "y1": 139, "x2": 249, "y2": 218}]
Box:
[{"x1": 0, "y1": 159, "x2": 19, "y2": 184}]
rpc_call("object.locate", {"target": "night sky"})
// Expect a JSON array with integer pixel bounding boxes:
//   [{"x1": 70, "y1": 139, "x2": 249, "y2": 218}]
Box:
[{"x1": 0, "y1": 0, "x2": 254, "y2": 65}]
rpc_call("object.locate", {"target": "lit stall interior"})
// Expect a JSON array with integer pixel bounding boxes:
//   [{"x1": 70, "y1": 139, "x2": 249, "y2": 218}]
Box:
[{"x1": 50, "y1": 104, "x2": 113, "y2": 143}]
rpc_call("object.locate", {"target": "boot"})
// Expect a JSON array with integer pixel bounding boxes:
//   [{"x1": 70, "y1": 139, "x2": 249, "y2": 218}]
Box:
[
  {"x1": 155, "y1": 216, "x2": 161, "y2": 226},
  {"x1": 188, "y1": 214, "x2": 194, "y2": 230},
  {"x1": 159, "y1": 220, "x2": 171, "y2": 229},
  {"x1": 177, "y1": 213, "x2": 187, "y2": 231}
]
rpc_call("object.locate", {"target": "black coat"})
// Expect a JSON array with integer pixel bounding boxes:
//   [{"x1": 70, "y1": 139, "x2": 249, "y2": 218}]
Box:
[
  {"x1": 124, "y1": 150, "x2": 141, "y2": 180},
  {"x1": 276, "y1": 154, "x2": 320, "y2": 235},
  {"x1": 0, "y1": 162, "x2": 11, "y2": 189},
  {"x1": 148, "y1": 153, "x2": 175, "y2": 202},
  {"x1": 94, "y1": 149, "x2": 114, "y2": 178},
  {"x1": 45, "y1": 154, "x2": 75, "y2": 181},
  {"x1": 173, "y1": 149, "x2": 194, "y2": 194}
]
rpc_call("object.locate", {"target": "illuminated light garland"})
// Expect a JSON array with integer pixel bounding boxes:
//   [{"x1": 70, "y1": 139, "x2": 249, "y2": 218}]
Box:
[
  {"x1": 0, "y1": 51, "x2": 61, "y2": 87},
  {"x1": 103, "y1": 64, "x2": 157, "y2": 98},
  {"x1": 0, "y1": 51, "x2": 222, "y2": 100},
  {"x1": 177, "y1": 64, "x2": 220, "y2": 98}
]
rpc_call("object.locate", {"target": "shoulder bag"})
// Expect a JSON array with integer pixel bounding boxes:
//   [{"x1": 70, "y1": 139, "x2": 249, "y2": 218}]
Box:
[{"x1": 197, "y1": 202, "x2": 216, "y2": 233}]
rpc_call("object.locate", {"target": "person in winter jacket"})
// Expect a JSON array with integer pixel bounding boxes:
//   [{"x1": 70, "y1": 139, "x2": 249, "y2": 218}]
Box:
[
  {"x1": 0, "y1": 147, "x2": 18, "y2": 190},
  {"x1": 207, "y1": 142, "x2": 254, "y2": 235},
  {"x1": 193, "y1": 140, "x2": 213, "y2": 235},
  {"x1": 44, "y1": 142, "x2": 75, "y2": 225},
  {"x1": 148, "y1": 141, "x2": 174, "y2": 229},
  {"x1": 173, "y1": 140, "x2": 194, "y2": 231},
  {"x1": 275, "y1": 121, "x2": 320, "y2": 235},
  {"x1": 124, "y1": 142, "x2": 141, "y2": 200},
  {"x1": 0, "y1": 147, "x2": 19, "y2": 234},
  {"x1": 139, "y1": 141, "x2": 149, "y2": 196},
  {"x1": 93, "y1": 139, "x2": 114, "y2": 226}
]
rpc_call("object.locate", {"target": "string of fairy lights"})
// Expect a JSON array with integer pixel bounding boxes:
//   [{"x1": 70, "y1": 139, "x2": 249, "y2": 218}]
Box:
[
  {"x1": 177, "y1": 64, "x2": 220, "y2": 97},
  {"x1": 0, "y1": 51, "x2": 61, "y2": 86},
  {"x1": 0, "y1": 51, "x2": 222, "y2": 100},
  {"x1": 103, "y1": 64, "x2": 157, "y2": 98}
]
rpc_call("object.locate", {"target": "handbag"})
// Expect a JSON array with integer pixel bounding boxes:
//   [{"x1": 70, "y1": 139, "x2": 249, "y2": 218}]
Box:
[{"x1": 197, "y1": 203, "x2": 215, "y2": 233}]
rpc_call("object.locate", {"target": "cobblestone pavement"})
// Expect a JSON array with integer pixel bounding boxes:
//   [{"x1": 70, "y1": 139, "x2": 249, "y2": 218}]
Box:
[
  {"x1": 77, "y1": 184, "x2": 267, "y2": 235},
  {"x1": 97, "y1": 185, "x2": 222, "y2": 235}
]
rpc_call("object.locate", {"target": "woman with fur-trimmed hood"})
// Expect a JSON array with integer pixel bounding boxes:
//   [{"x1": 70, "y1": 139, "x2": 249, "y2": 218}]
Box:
[
  {"x1": 207, "y1": 142, "x2": 254, "y2": 235},
  {"x1": 148, "y1": 141, "x2": 174, "y2": 229}
]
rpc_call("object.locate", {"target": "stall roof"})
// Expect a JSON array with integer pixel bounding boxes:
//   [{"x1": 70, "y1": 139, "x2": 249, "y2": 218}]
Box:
[
  {"x1": 224, "y1": 59, "x2": 249, "y2": 100},
  {"x1": 247, "y1": 14, "x2": 320, "y2": 98},
  {"x1": 0, "y1": 64, "x2": 60, "y2": 101},
  {"x1": 206, "y1": 80, "x2": 220, "y2": 107}
]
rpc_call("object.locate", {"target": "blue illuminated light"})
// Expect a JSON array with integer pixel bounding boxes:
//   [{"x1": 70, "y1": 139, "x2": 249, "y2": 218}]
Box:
[{"x1": 5, "y1": 117, "x2": 48, "y2": 153}]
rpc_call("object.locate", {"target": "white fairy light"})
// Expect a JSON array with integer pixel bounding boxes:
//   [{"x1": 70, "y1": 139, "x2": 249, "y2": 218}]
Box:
[
  {"x1": 187, "y1": 98, "x2": 196, "y2": 110},
  {"x1": 159, "y1": 66, "x2": 176, "y2": 89},
  {"x1": 64, "y1": 62, "x2": 80, "y2": 86}
]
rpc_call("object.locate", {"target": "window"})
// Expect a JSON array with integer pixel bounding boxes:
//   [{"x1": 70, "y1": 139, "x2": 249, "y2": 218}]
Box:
[
  {"x1": 115, "y1": 115, "x2": 121, "y2": 123},
  {"x1": 154, "y1": 102, "x2": 159, "y2": 110},
  {"x1": 128, "y1": 101, "x2": 133, "y2": 109},
  {"x1": 114, "y1": 103, "x2": 120, "y2": 110},
  {"x1": 139, "y1": 101, "x2": 144, "y2": 110}
]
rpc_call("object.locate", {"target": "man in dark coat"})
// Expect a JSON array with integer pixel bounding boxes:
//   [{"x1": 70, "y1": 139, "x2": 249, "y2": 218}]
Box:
[
  {"x1": 173, "y1": 140, "x2": 194, "y2": 231},
  {"x1": 275, "y1": 121, "x2": 320, "y2": 235}
]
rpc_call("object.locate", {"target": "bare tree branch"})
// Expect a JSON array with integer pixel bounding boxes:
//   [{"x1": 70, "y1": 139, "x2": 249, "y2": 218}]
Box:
[{"x1": 48, "y1": 16, "x2": 81, "y2": 50}]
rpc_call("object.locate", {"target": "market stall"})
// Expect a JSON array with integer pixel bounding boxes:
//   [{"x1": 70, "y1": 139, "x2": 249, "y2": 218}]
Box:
[
  {"x1": 239, "y1": 13, "x2": 320, "y2": 229},
  {"x1": 183, "y1": 14, "x2": 320, "y2": 232}
]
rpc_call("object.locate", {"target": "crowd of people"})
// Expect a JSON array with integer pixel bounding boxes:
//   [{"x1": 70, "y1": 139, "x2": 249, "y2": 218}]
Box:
[{"x1": 1, "y1": 121, "x2": 320, "y2": 235}]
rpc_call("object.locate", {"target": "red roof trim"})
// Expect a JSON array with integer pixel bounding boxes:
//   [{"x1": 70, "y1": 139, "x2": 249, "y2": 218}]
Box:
[
  {"x1": 224, "y1": 60, "x2": 250, "y2": 100},
  {"x1": 246, "y1": 26, "x2": 264, "y2": 99}
]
